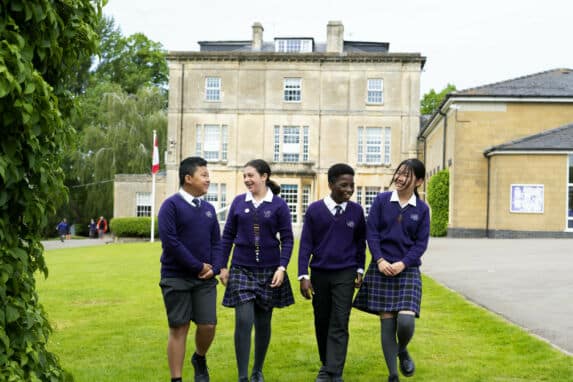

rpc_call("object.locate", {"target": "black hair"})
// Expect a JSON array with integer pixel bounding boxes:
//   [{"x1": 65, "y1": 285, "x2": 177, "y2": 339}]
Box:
[
  {"x1": 245, "y1": 159, "x2": 281, "y2": 195},
  {"x1": 327, "y1": 163, "x2": 355, "y2": 184},
  {"x1": 179, "y1": 156, "x2": 207, "y2": 186},
  {"x1": 389, "y1": 158, "x2": 426, "y2": 198}
]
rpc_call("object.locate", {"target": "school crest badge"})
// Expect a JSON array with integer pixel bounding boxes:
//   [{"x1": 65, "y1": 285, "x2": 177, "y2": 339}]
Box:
[
  {"x1": 205, "y1": 211, "x2": 213, "y2": 218},
  {"x1": 264, "y1": 210, "x2": 272, "y2": 218},
  {"x1": 410, "y1": 213, "x2": 419, "y2": 221},
  {"x1": 346, "y1": 220, "x2": 355, "y2": 228}
]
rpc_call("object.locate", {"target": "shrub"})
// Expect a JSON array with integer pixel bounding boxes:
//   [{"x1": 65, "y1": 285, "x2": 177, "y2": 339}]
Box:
[
  {"x1": 427, "y1": 169, "x2": 449, "y2": 237},
  {"x1": 110, "y1": 217, "x2": 159, "y2": 238}
]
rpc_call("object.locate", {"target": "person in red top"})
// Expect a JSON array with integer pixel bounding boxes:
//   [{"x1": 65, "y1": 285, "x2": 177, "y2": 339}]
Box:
[{"x1": 96, "y1": 216, "x2": 108, "y2": 239}]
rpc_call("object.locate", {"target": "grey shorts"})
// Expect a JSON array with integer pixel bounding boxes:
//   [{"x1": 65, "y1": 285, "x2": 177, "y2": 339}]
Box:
[{"x1": 159, "y1": 277, "x2": 218, "y2": 327}]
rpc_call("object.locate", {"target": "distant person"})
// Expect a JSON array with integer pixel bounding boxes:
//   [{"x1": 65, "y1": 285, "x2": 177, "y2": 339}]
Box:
[
  {"x1": 219, "y1": 159, "x2": 295, "y2": 382},
  {"x1": 88, "y1": 218, "x2": 97, "y2": 238},
  {"x1": 298, "y1": 163, "x2": 366, "y2": 382},
  {"x1": 96, "y1": 216, "x2": 107, "y2": 239},
  {"x1": 353, "y1": 159, "x2": 430, "y2": 382},
  {"x1": 158, "y1": 156, "x2": 222, "y2": 382},
  {"x1": 56, "y1": 218, "x2": 69, "y2": 242}
]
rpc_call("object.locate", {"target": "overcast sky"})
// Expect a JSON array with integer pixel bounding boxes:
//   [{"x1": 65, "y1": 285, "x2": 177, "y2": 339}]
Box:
[{"x1": 104, "y1": 0, "x2": 572, "y2": 95}]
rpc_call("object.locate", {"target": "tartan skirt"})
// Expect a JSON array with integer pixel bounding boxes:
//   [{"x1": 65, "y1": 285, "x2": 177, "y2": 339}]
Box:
[
  {"x1": 222, "y1": 265, "x2": 295, "y2": 310},
  {"x1": 353, "y1": 261, "x2": 422, "y2": 317}
]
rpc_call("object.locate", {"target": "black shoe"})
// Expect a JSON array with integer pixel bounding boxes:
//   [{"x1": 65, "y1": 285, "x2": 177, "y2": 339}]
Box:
[
  {"x1": 191, "y1": 353, "x2": 210, "y2": 382},
  {"x1": 315, "y1": 367, "x2": 331, "y2": 382},
  {"x1": 250, "y1": 370, "x2": 264, "y2": 382},
  {"x1": 388, "y1": 375, "x2": 400, "y2": 382},
  {"x1": 330, "y1": 375, "x2": 343, "y2": 382},
  {"x1": 398, "y1": 350, "x2": 415, "y2": 377}
]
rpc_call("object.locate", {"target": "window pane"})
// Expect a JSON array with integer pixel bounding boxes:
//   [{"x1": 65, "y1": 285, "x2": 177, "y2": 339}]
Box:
[
  {"x1": 367, "y1": 79, "x2": 383, "y2": 104},
  {"x1": 569, "y1": 154, "x2": 573, "y2": 182},
  {"x1": 365, "y1": 187, "x2": 379, "y2": 215},
  {"x1": 281, "y1": 184, "x2": 298, "y2": 223},
  {"x1": 136, "y1": 192, "x2": 152, "y2": 217},
  {"x1": 203, "y1": 125, "x2": 220, "y2": 160},
  {"x1": 205, "y1": 77, "x2": 221, "y2": 101},
  {"x1": 284, "y1": 78, "x2": 301, "y2": 102}
]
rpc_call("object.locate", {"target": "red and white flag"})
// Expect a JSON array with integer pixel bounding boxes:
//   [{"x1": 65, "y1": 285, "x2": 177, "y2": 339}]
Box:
[{"x1": 151, "y1": 132, "x2": 160, "y2": 174}]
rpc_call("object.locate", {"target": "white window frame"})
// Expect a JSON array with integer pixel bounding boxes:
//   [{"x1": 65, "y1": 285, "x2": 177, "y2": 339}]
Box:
[
  {"x1": 205, "y1": 77, "x2": 221, "y2": 102},
  {"x1": 366, "y1": 78, "x2": 384, "y2": 104},
  {"x1": 357, "y1": 126, "x2": 391, "y2": 165},
  {"x1": 283, "y1": 78, "x2": 302, "y2": 102},
  {"x1": 281, "y1": 184, "x2": 299, "y2": 223},
  {"x1": 205, "y1": 183, "x2": 228, "y2": 220},
  {"x1": 302, "y1": 184, "x2": 311, "y2": 219},
  {"x1": 275, "y1": 39, "x2": 312, "y2": 53},
  {"x1": 273, "y1": 125, "x2": 309, "y2": 162},
  {"x1": 136, "y1": 192, "x2": 152, "y2": 217},
  {"x1": 195, "y1": 124, "x2": 228, "y2": 162}
]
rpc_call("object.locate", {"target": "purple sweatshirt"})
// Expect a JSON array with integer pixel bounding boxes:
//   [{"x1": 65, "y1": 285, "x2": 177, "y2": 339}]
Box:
[
  {"x1": 298, "y1": 200, "x2": 366, "y2": 277},
  {"x1": 158, "y1": 193, "x2": 222, "y2": 278},
  {"x1": 366, "y1": 191, "x2": 430, "y2": 268},
  {"x1": 221, "y1": 193, "x2": 294, "y2": 269}
]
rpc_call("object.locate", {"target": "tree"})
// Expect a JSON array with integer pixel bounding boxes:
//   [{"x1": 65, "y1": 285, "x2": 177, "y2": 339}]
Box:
[
  {"x1": 421, "y1": 83, "x2": 456, "y2": 115},
  {"x1": 92, "y1": 16, "x2": 168, "y2": 94},
  {"x1": 427, "y1": 169, "x2": 450, "y2": 237},
  {"x1": 0, "y1": 0, "x2": 102, "y2": 380}
]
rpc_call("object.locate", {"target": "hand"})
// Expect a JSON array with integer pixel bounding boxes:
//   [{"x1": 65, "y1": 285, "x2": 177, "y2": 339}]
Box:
[
  {"x1": 390, "y1": 261, "x2": 406, "y2": 275},
  {"x1": 377, "y1": 259, "x2": 396, "y2": 276},
  {"x1": 354, "y1": 273, "x2": 363, "y2": 288},
  {"x1": 198, "y1": 263, "x2": 213, "y2": 279},
  {"x1": 270, "y1": 268, "x2": 285, "y2": 288},
  {"x1": 300, "y1": 278, "x2": 313, "y2": 299},
  {"x1": 219, "y1": 268, "x2": 229, "y2": 287}
]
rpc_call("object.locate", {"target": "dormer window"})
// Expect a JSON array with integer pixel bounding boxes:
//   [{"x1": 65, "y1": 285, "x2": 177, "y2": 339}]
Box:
[{"x1": 275, "y1": 38, "x2": 313, "y2": 53}]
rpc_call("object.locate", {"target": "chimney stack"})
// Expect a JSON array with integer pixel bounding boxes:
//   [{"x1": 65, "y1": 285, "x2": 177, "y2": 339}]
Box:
[
  {"x1": 252, "y1": 22, "x2": 264, "y2": 51},
  {"x1": 326, "y1": 21, "x2": 344, "y2": 53}
]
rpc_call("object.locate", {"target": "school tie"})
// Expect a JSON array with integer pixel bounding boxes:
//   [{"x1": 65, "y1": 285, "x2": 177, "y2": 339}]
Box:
[
  {"x1": 334, "y1": 205, "x2": 343, "y2": 216},
  {"x1": 192, "y1": 198, "x2": 201, "y2": 208}
]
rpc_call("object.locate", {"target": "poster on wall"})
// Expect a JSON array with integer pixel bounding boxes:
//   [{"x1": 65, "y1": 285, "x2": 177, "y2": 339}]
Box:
[{"x1": 510, "y1": 184, "x2": 544, "y2": 213}]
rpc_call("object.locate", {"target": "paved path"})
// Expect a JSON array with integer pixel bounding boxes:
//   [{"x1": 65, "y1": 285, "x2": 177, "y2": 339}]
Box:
[
  {"x1": 422, "y1": 238, "x2": 573, "y2": 355},
  {"x1": 42, "y1": 237, "x2": 112, "y2": 250}
]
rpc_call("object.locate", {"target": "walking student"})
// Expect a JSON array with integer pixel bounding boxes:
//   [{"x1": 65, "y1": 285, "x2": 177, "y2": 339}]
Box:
[
  {"x1": 353, "y1": 158, "x2": 430, "y2": 382},
  {"x1": 298, "y1": 163, "x2": 366, "y2": 382},
  {"x1": 219, "y1": 159, "x2": 295, "y2": 382},
  {"x1": 158, "y1": 156, "x2": 222, "y2": 382}
]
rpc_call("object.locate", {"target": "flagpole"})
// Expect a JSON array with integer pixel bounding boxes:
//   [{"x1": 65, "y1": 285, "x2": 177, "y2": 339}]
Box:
[{"x1": 150, "y1": 130, "x2": 157, "y2": 243}]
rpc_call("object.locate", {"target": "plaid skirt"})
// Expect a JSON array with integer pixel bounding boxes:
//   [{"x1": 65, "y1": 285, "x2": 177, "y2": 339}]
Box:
[
  {"x1": 353, "y1": 262, "x2": 422, "y2": 317},
  {"x1": 222, "y1": 266, "x2": 295, "y2": 310}
]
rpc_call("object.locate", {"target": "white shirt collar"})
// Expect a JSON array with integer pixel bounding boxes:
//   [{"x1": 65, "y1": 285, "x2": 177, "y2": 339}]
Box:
[
  {"x1": 390, "y1": 190, "x2": 417, "y2": 207},
  {"x1": 245, "y1": 188, "x2": 273, "y2": 208},
  {"x1": 179, "y1": 188, "x2": 201, "y2": 207},
  {"x1": 324, "y1": 195, "x2": 348, "y2": 214}
]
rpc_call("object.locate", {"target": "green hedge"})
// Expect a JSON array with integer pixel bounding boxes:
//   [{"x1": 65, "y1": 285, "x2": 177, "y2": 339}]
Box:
[
  {"x1": 110, "y1": 217, "x2": 159, "y2": 238},
  {"x1": 427, "y1": 169, "x2": 449, "y2": 237}
]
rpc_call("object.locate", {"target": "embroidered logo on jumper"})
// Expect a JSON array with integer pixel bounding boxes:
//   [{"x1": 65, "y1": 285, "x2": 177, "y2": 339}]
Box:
[
  {"x1": 346, "y1": 220, "x2": 355, "y2": 228},
  {"x1": 244, "y1": 208, "x2": 250, "y2": 213},
  {"x1": 410, "y1": 214, "x2": 419, "y2": 221},
  {"x1": 205, "y1": 211, "x2": 213, "y2": 218},
  {"x1": 264, "y1": 210, "x2": 272, "y2": 218}
]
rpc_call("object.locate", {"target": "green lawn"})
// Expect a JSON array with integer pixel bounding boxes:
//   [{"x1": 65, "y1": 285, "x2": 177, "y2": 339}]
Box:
[{"x1": 37, "y1": 243, "x2": 572, "y2": 381}]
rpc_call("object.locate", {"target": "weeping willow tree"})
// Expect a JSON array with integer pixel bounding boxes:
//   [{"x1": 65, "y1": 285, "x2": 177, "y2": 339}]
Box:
[{"x1": 66, "y1": 86, "x2": 167, "y2": 222}]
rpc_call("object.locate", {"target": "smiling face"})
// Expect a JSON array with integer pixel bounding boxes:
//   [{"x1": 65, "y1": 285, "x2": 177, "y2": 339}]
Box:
[
  {"x1": 243, "y1": 165, "x2": 268, "y2": 195},
  {"x1": 185, "y1": 166, "x2": 210, "y2": 196},
  {"x1": 393, "y1": 164, "x2": 423, "y2": 196},
  {"x1": 329, "y1": 174, "x2": 355, "y2": 204}
]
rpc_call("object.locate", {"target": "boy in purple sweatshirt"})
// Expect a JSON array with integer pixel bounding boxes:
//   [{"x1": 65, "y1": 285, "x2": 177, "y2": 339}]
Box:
[
  {"x1": 298, "y1": 163, "x2": 366, "y2": 382},
  {"x1": 158, "y1": 156, "x2": 222, "y2": 382}
]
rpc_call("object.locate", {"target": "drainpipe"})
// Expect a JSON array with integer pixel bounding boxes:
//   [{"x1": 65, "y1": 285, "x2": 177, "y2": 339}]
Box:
[
  {"x1": 179, "y1": 64, "x2": 185, "y2": 164},
  {"x1": 486, "y1": 154, "x2": 491, "y2": 238}
]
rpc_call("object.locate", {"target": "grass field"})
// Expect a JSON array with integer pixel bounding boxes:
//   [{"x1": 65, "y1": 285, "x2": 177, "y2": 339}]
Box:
[{"x1": 36, "y1": 243, "x2": 573, "y2": 381}]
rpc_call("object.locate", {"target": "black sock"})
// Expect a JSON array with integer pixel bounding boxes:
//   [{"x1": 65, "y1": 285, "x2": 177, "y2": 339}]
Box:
[
  {"x1": 381, "y1": 316, "x2": 399, "y2": 377},
  {"x1": 397, "y1": 313, "x2": 415, "y2": 354},
  {"x1": 252, "y1": 304, "x2": 273, "y2": 373},
  {"x1": 171, "y1": 378, "x2": 182, "y2": 382},
  {"x1": 193, "y1": 352, "x2": 205, "y2": 360},
  {"x1": 235, "y1": 302, "x2": 255, "y2": 379}
]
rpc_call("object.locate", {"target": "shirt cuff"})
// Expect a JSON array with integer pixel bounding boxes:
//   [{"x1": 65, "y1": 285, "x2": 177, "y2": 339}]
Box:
[
  {"x1": 357, "y1": 268, "x2": 364, "y2": 274},
  {"x1": 277, "y1": 266, "x2": 286, "y2": 272},
  {"x1": 298, "y1": 274, "x2": 310, "y2": 281}
]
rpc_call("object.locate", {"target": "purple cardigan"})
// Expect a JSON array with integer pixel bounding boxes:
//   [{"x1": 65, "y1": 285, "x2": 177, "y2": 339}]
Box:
[
  {"x1": 221, "y1": 193, "x2": 294, "y2": 269},
  {"x1": 298, "y1": 199, "x2": 366, "y2": 276},
  {"x1": 158, "y1": 193, "x2": 222, "y2": 278},
  {"x1": 366, "y1": 191, "x2": 430, "y2": 268}
]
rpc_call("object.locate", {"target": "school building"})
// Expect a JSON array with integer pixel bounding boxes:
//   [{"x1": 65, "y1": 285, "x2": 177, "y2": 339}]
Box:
[
  {"x1": 114, "y1": 21, "x2": 426, "y2": 232},
  {"x1": 419, "y1": 68, "x2": 573, "y2": 237}
]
